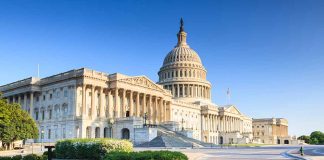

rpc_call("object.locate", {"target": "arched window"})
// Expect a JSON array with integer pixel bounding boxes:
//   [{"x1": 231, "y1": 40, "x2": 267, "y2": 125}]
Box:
[
  {"x1": 180, "y1": 70, "x2": 182, "y2": 77},
  {"x1": 95, "y1": 127, "x2": 100, "y2": 138},
  {"x1": 86, "y1": 126, "x2": 91, "y2": 138}
]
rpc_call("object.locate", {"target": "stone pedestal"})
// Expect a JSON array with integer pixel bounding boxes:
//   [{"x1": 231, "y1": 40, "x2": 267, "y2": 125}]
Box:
[
  {"x1": 160, "y1": 121, "x2": 180, "y2": 131},
  {"x1": 134, "y1": 127, "x2": 157, "y2": 145},
  {"x1": 176, "y1": 130, "x2": 193, "y2": 138},
  {"x1": 114, "y1": 117, "x2": 143, "y2": 142}
]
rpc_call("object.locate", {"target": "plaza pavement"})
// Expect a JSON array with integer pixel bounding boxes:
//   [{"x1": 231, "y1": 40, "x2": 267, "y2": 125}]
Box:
[
  {"x1": 1, "y1": 144, "x2": 324, "y2": 160},
  {"x1": 136, "y1": 145, "x2": 324, "y2": 160}
]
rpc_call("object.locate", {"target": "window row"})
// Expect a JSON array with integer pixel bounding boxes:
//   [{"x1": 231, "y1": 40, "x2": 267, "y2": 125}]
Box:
[
  {"x1": 34, "y1": 104, "x2": 69, "y2": 120},
  {"x1": 159, "y1": 69, "x2": 206, "y2": 80}
]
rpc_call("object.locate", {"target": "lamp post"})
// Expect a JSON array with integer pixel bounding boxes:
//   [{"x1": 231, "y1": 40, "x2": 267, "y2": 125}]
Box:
[
  {"x1": 143, "y1": 112, "x2": 148, "y2": 126},
  {"x1": 41, "y1": 130, "x2": 44, "y2": 151},
  {"x1": 181, "y1": 118, "x2": 185, "y2": 131},
  {"x1": 108, "y1": 118, "x2": 115, "y2": 138}
]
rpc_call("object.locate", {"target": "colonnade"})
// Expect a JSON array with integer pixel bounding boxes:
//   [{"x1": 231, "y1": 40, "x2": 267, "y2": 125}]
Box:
[
  {"x1": 164, "y1": 84, "x2": 210, "y2": 99},
  {"x1": 80, "y1": 84, "x2": 170, "y2": 124},
  {"x1": 202, "y1": 114, "x2": 243, "y2": 133},
  {"x1": 7, "y1": 92, "x2": 34, "y2": 115}
]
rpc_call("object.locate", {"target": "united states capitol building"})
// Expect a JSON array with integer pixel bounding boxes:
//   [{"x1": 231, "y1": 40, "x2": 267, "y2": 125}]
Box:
[{"x1": 1, "y1": 20, "x2": 297, "y2": 146}]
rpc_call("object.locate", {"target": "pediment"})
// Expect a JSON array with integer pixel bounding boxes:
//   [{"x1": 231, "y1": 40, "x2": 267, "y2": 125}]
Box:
[
  {"x1": 118, "y1": 76, "x2": 165, "y2": 92},
  {"x1": 226, "y1": 106, "x2": 242, "y2": 115}
]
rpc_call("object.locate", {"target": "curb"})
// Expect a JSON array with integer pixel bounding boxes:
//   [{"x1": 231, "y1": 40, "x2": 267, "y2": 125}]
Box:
[{"x1": 282, "y1": 150, "x2": 310, "y2": 160}]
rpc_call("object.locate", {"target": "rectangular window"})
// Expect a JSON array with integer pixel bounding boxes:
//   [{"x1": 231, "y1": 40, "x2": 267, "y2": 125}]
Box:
[
  {"x1": 43, "y1": 95, "x2": 46, "y2": 101},
  {"x1": 64, "y1": 90, "x2": 68, "y2": 97},
  {"x1": 48, "y1": 129, "x2": 51, "y2": 139},
  {"x1": 62, "y1": 128, "x2": 66, "y2": 138},
  {"x1": 35, "y1": 111, "x2": 39, "y2": 120},
  {"x1": 54, "y1": 126, "x2": 58, "y2": 138},
  {"x1": 49, "y1": 110, "x2": 52, "y2": 119},
  {"x1": 50, "y1": 94, "x2": 52, "y2": 99},
  {"x1": 42, "y1": 110, "x2": 45, "y2": 120}
]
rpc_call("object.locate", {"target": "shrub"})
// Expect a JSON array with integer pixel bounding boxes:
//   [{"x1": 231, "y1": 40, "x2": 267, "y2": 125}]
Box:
[
  {"x1": 0, "y1": 157, "x2": 12, "y2": 160},
  {"x1": 22, "y1": 154, "x2": 41, "y2": 160},
  {"x1": 12, "y1": 155, "x2": 22, "y2": 160},
  {"x1": 55, "y1": 138, "x2": 133, "y2": 159},
  {"x1": 104, "y1": 150, "x2": 188, "y2": 160}
]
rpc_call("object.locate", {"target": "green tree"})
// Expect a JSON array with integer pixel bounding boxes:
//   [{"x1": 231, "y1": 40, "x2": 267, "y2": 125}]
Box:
[
  {"x1": 0, "y1": 93, "x2": 38, "y2": 150},
  {"x1": 310, "y1": 131, "x2": 324, "y2": 144},
  {"x1": 298, "y1": 135, "x2": 310, "y2": 144}
]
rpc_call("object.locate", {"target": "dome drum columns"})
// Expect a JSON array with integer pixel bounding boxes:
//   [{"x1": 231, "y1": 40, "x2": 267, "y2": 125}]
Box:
[{"x1": 163, "y1": 83, "x2": 211, "y2": 100}]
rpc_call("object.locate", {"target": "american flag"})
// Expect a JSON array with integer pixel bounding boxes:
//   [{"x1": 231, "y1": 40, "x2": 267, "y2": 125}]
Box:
[{"x1": 227, "y1": 88, "x2": 230, "y2": 96}]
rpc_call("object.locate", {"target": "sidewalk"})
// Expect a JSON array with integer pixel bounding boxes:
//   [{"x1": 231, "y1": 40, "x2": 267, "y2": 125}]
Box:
[{"x1": 285, "y1": 149, "x2": 324, "y2": 160}]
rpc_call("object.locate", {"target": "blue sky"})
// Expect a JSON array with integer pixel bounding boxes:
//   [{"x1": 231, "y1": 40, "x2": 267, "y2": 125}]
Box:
[{"x1": 0, "y1": 0, "x2": 323, "y2": 136}]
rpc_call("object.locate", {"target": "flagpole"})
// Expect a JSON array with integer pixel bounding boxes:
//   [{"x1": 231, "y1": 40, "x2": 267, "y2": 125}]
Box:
[
  {"x1": 227, "y1": 88, "x2": 230, "y2": 105},
  {"x1": 37, "y1": 64, "x2": 40, "y2": 78}
]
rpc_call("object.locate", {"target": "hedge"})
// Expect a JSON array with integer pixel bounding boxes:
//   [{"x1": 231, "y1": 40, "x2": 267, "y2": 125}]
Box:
[
  {"x1": 0, "y1": 154, "x2": 46, "y2": 160},
  {"x1": 55, "y1": 138, "x2": 133, "y2": 159},
  {"x1": 104, "y1": 151, "x2": 188, "y2": 160}
]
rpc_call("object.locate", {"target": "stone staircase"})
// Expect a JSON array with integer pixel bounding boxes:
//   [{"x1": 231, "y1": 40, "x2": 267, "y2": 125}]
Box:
[{"x1": 136, "y1": 125, "x2": 211, "y2": 147}]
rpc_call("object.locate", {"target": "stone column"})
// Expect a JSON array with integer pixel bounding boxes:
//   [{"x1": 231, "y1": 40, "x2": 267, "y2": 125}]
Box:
[
  {"x1": 91, "y1": 86, "x2": 96, "y2": 119},
  {"x1": 99, "y1": 87, "x2": 105, "y2": 118},
  {"x1": 162, "y1": 100, "x2": 165, "y2": 122},
  {"x1": 115, "y1": 88, "x2": 119, "y2": 118},
  {"x1": 148, "y1": 95, "x2": 152, "y2": 123},
  {"x1": 129, "y1": 91, "x2": 133, "y2": 116},
  {"x1": 108, "y1": 90, "x2": 113, "y2": 118},
  {"x1": 177, "y1": 84, "x2": 180, "y2": 97},
  {"x1": 122, "y1": 89, "x2": 126, "y2": 117},
  {"x1": 29, "y1": 92, "x2": 34, "y2": 115},
  {"x1": 154, "y1": 97, "x2": 158, "y2": 124},
  {"x1": 207, "y1": 115, "x2": 209, "y2": 131},
  {"x1": 224, "y1": 116, "x2": 227, "y2": 132},
  {"x1": 182, "y1": 84, "x2": 185, "y2": 97},
  {"x1": 212, "y1": 115, "x2": 215, "y2": 132},
  {"x1": 142, "y1": 93, "x2": 146, "y2": 116},
  {"x1": 172, "y1": 85, "x2": 175, "y2": 97},
  {"x1": 136, "y1": 92, "x2": 140, "y2": 117},
  {"x1": 202, "y1": 116, "x2": 204, "y2": 130},
  {"x1": 18, "y1": 95, "x2": 21, "y2": 105},
  {"x1": 82, "y1": 85, "x2": 87, "y2": 117},
  {"x1": 24, "y1": 93, "x2": 27, "y2": 110}
]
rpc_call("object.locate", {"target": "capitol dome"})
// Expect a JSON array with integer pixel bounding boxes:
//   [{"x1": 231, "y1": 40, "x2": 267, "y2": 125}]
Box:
[{"x1": 158, "y1": 18, "x2": 212, "y2": 103}]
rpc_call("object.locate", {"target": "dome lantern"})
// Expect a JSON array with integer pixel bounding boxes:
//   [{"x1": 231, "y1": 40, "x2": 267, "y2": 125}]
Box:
[{"x1": 176, "y1": 18, "x2": 189, "y2": 48}]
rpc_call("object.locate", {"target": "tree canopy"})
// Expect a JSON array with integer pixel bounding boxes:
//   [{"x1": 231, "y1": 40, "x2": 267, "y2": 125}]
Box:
[
  {"x1": 298, "y1": 131, "x2": 324, "y2": 145},
  {"x1": 0, "y1": 93, "x2": 38, "y2": 149}
]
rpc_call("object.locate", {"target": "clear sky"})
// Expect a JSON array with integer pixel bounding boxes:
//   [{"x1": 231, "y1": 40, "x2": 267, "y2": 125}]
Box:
[{"x1": 0, "y1": 0, "x2": 323, "y2": 136}]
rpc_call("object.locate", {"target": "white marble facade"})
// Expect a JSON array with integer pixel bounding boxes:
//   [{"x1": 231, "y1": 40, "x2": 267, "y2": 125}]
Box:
[{"x1": 0, "y1": 20, "x2": 254, "y2": 144}]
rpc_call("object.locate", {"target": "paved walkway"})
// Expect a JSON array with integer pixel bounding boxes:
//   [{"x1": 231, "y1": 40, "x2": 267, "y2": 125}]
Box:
[{"x1": 1, "y1": 144, "x2": 324, "y2": 160}]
